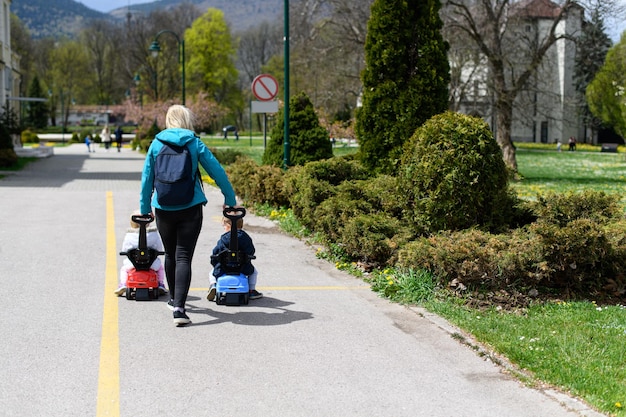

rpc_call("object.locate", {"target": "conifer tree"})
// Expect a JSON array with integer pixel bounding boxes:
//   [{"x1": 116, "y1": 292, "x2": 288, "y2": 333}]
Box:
[
  {"x1": 356, "y1": 0, "x2": 449, "y2": 173},
  {"x1": 573, "y1": 9, "x2": 612, "y2": 141},
  {"x1": 263, "y1": 92, "x2": 333, "y2": 167},
  {"x1": 26, "y1": 76, "x2": 49, "y2": 129}
]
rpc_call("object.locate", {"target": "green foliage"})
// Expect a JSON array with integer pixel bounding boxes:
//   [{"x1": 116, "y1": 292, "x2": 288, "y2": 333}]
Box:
[
  {"x1": 263, "y1": 92, "x2": 333, "y2": 167},
  {"x1": 356, "y1": 0, "x2": 450, "y2": 173},
  {"x1": 587, "y1": 33, "x2": 626, "y2": 137},
  {"x1": 210, "y1": 147, "x2": 246, "y2": 165},
  {"x1": 21, "y1": 129, "x2": 40, "y2": 144},
  {"x1": 0, "y1": 148, "x2": 18, "y2": 168},
  {"x1": 397, "y1": 190, "x2": 626, "y2": 300},
  {"x1": 369, "y1": 268, "x2": 436, "y2": 304},
  {"x1": 531, "y1": 218, "x2": 614, "y2": 295},
  {"x1": 226, "y1": 157, "x2": 289, "y2": 207},
  {"x1": 339, "y1": 213, "x2": 402, "y2": 266},
  {"x1": 26, "y1": 76, "x2": 49, "y2": 129},
  {"x1": 399, "y1": 112, "x2": 513, "y2": 233},
  {"x1": 573, "y1": 8, "x2": 612, "y2": 132},
  {"x1": 397, "y1": 229, "x2": 535, "y2": 291},
  {"x1": 185, "y1": 8, "x2": 239, "y2": 106},
  {"x1": 282, "y1": 157, "x2": 371, "y2": 229},
  {"x1": 0, "y1": 119, "x2": 14, "y2": 151},
  {"x1": 529, "y1": 190, "x2": 622, "y2": 227}
]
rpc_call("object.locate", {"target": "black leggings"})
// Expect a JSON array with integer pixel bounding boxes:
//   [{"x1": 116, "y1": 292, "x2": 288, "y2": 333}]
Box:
[{"x1": 155, "y1": 204, "x2": 203, "y2": 309}]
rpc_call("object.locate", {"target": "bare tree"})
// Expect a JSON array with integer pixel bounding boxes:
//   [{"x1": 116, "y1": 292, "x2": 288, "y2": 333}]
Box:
[{"x1": 441, "y1": 0, "x2": 616, "y2": 171}]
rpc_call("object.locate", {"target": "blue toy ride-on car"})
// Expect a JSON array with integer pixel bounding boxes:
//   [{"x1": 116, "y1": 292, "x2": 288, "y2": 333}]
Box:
[{"x1": 211, "y1": 207, "x2": 255, "y2": 306}]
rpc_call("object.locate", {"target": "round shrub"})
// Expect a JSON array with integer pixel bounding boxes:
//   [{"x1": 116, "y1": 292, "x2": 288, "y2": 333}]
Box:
[{"x1": 399, "y1": 111, "x2": 512, "y2": 233}]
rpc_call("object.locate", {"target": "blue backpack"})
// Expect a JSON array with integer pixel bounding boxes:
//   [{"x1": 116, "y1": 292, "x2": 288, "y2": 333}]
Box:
[{"x1": 153, "y1": 140, "x2": 198, "y2": 206}]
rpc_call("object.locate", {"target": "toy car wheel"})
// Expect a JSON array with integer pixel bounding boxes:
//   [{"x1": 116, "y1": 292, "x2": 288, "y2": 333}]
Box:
[
  {"x1": 243, "y1": 294, "x2": 249, "y2": 305},
  {"x1": 125, "y1": 288, "x2": 133, "y2": 300}
]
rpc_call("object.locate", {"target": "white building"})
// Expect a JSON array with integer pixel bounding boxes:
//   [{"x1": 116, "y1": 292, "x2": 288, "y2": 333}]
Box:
[
  {"x1": 1, "y1": 0, "x2": 20, "y2": 114},
  {"x1": 449, "y1": 0, "x2": 589, "y2": 144}
]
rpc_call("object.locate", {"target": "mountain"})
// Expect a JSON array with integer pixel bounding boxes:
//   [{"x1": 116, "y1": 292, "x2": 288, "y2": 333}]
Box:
[
  {"x1": 109, "y1": 0, "x2": 282, "y2": 30},
  {"x1": 12, "y1": 0, "x2": 111, "y2": 38},
  {"x1": 12, "y1": 0, "x2": 280, "y2": 39}
]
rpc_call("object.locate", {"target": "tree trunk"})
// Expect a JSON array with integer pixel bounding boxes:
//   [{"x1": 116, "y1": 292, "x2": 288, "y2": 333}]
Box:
[{"x1": 495, "y1": 99, "x2": 518, "y2": 172}]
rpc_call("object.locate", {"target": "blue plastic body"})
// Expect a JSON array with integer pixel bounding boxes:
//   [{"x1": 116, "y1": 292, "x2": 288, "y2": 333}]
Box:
[{"x1": 215, "y1": 273, "x2": 250, "y2": 306}]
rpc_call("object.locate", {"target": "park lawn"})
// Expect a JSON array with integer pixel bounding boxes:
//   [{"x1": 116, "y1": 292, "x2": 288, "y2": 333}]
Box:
[
  {"x1": 512, "y1": 149, "x2": 626, "y2": 202},
  {"x1": 201, "y1": 134, "x2": 358, "y2": 164}
]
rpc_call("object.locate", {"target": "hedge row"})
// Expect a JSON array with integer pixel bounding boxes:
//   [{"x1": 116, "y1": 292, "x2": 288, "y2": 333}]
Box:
[{"x1": 219, "y1": 113, "x2": 626, "y2": 302}]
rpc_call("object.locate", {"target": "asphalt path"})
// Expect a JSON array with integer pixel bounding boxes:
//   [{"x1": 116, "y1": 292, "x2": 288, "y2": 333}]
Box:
[{"x1": 0, "y1": 144, "x2": 606, "y2": 417}]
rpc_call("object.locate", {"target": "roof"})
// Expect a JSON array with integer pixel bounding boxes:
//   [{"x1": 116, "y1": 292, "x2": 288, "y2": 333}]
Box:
[{"x1": 511, "y1": 0, "x2": 562, "y2": 19}]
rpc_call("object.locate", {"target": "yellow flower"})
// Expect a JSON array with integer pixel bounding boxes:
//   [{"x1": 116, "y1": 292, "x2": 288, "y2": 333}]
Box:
[{"x1": 616, "y1": 402, "x2": 622, "y2": 408}]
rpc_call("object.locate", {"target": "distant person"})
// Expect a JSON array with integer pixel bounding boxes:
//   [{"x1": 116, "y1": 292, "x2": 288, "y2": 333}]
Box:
[
  {"x1": 101, "y1": 124, "x2": 112, "y2": 151},
  {"x1": 114, "y1": 125, "x2": 123, "y2": 152},
  {"x1": 568, "y1": 136, "x2": 576, "y2": 151},
  {"x1": 85, "y1": 134, "x2": 94, "y2": 153}
]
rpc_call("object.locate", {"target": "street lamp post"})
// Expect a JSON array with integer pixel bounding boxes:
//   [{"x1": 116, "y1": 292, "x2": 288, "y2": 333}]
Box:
[
  {"x1": 283, "y1": 0, "x2": 290, "y2": 169},
  {"x1": 149, "y1": 30, "x2": 185, "y2": 105}
]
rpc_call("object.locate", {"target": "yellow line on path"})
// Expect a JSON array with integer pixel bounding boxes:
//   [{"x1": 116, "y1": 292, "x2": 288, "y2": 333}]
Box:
[
  {"x1": 190, "y1": 285, "x2": 370, "y2": 292},
  {"x1": 96, "y1": 191, "x2": 120, "y2": 417}
]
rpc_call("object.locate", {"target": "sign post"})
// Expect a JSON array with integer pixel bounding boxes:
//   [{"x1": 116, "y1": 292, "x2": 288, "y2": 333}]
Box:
[{"x1": 251, "y1": 74, "x2": 279, "y2": 149}]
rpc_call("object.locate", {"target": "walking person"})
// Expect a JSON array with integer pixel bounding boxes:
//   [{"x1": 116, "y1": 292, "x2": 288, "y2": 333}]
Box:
[
  {"x1": 114, "y1": 125, "x2": 123, "y2": 152},
  {"x1": 101, "y1": 124, "x2": 112, "y2": 151},
  {"x1": 140, "y1": 105, "x2": 237, "y2": 326}
]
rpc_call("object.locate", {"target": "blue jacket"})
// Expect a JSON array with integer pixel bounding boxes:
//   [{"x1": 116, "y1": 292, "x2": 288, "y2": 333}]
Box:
[
  {"x1": 140, "y1": 128, "x2": 236, "y2": 214},
  {"x1": 211, "y1": 229, "x2": 255, "y2": 277}
]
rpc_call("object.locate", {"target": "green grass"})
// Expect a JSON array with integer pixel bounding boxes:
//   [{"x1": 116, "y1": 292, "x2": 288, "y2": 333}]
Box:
[
  {"x1": 512, "y1": 149, "x2": 626, "y2": 201},
  {"x1": 425, "y1": 299, "x2": 626, "y2": 416},
  {"x1": 201, "y1": 135, "x2": 358, "y2": 164}
]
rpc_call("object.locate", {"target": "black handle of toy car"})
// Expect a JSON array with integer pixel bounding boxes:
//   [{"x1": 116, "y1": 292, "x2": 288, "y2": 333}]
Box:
[
  {"x1": 223, "y1": 206, "x2": 246, "y2": 220},
  {"x1": 131, "y1": 214, "x2": 154, "y2": 226}
]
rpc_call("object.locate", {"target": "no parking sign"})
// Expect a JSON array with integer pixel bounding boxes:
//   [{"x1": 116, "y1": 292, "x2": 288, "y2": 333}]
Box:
[{"x1": 251, "y1": 74, "x2": 279, "y2": 102}]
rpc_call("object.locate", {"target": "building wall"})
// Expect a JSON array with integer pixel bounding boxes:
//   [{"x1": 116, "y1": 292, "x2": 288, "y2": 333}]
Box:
[
  {"x1": 1, "y1": 0, "x2": 20, "y2": 114},
  {"x1": 449, "y1": 2, "x2": 587, "y2": 145},
  {"x1": 510, "y1": 5, "x2": 583, "y2": 144}
]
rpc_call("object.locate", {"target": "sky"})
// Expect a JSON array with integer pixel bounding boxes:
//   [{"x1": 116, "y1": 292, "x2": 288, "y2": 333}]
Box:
[{"x1": 78, "y1": 0, "x2": 154, "y2": 13}]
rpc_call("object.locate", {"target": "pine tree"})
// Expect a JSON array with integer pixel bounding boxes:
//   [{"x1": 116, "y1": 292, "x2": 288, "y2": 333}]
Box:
[
  {"x1": 263, "y1": 92, "x2": 333, "y2": 167},
  {"x1": 574, "y1": 9, "x2": 612, "y2": 141},
  {"x1": 26, "y1": 76, "x2": 49, "y2": 129},
  {"x1": 355, "y1": 0, "x2": 449, "y2": 173}
]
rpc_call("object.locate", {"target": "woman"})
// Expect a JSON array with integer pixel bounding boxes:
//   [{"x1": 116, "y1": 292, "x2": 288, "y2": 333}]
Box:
[
  {"x1": 101, "y1": 124, "x2": 112, "y2": 150},
  {"x1": 140, "y1": 105, "x2": 236, "y2": 326}
]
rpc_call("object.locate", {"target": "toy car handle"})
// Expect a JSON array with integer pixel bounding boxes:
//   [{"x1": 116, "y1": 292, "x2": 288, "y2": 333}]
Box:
[
  {"x1": 119, "y1": 250, "x2": 165, "y2": 256},
  {"x1": 223, "y1": 206, "x2": 246, "y2": 220},
  {"x1": 131, "y1": 214, "x2": 154, "y2": 225}
]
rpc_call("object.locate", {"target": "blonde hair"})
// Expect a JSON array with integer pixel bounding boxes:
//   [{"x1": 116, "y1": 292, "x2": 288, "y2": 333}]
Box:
[
  {"x1": 165, "y1": 105, "x2": 195, "y2": 131},
  {"x1": 129, "y1": 210, "x2": 142, "y2": 229},
  {"x1": 222, "y1": 216, "x2": 244, "y2": 230}
]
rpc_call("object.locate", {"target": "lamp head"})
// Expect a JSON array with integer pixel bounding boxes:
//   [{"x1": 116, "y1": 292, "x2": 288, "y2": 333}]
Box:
[{"x1": 149, "y1": 40, "x2": 161, "y2": 58}]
